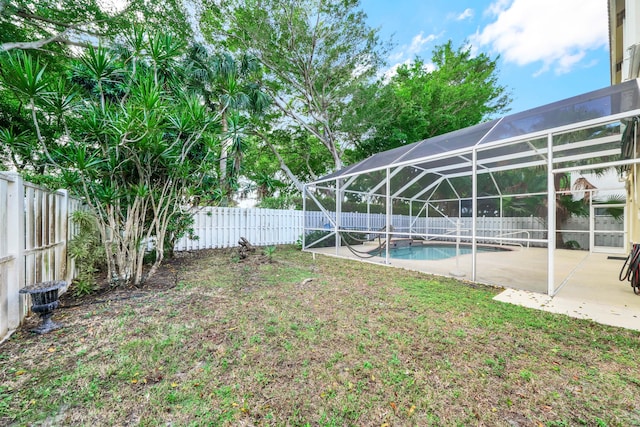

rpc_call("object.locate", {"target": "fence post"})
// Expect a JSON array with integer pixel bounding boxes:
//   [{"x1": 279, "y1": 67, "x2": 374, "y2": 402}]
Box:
[
  {"x1": 5, "y1": 172, "x2": 25, "y2": 330},
  {"x1": 59, "y1": 189, "x2": 72, "y2": 288}
]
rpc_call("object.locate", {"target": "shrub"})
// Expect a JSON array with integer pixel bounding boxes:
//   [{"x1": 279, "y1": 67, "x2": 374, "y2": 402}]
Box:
[{"x1": 68, "y1": 210, "x2": 105, "y2": 296}]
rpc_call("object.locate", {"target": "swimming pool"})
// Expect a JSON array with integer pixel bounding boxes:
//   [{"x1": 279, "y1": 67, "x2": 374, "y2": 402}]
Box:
[{"x1": 376, "y1": 244, "x2": 509, "y2": 261}]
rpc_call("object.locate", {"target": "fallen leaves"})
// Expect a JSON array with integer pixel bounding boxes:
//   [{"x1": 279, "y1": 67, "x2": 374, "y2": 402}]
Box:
[{"x1": 128, "y1": 371, "x2": 163, "y2": 387}]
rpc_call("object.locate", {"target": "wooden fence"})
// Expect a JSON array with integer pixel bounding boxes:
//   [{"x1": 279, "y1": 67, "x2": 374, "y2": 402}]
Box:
[{"x1": 0, "y1": 173, "x2": 81, "y2": 341}]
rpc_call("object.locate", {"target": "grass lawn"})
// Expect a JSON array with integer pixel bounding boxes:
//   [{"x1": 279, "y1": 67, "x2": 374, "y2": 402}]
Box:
[{"x1": 1, "y1": 246, "x2": 639, "y2": 426}]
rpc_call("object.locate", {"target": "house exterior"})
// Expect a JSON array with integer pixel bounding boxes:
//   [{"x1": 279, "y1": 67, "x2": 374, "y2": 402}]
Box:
[
  {"x1": 610, "y1": 0, "x2": 640, "y2": 244},
  {"x1": 610, "y1": 0, "x2": 640, "y2": 84}
]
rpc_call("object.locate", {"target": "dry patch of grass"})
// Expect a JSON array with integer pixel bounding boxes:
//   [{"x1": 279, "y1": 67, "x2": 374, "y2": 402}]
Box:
[{"x1": 1, "y1": 246, "x2": 640, "y2": 426}]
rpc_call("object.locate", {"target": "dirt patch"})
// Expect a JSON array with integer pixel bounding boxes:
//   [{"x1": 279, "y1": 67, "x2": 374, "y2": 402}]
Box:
[{"x1": 59, "y1": 250, "x2": 229, "y2": 307}]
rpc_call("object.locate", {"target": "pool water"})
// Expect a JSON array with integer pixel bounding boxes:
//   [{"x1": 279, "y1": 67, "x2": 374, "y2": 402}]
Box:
[{"x1": 381, "y1": 244, "x2": 508, "y2": 261}]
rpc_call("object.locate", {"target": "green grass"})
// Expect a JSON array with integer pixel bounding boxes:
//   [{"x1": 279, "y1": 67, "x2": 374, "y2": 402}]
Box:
[{"x1": 1, "y1": 246, "x2": 639, "y2": 426}]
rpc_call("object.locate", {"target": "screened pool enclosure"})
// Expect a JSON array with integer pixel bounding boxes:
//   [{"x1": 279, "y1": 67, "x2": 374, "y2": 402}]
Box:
[{"x1": 303, "y1": 79, "x2": 640, "y2": 296}]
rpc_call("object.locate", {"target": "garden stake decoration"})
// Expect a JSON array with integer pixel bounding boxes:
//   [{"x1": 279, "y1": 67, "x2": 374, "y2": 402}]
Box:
[{"x1": 19, "y1": 281, "x2": 66, "y2": 334}]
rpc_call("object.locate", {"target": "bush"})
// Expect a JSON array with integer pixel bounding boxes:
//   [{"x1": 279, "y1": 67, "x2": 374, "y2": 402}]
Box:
[
  {"x1": 163, "y1": 211, "x2": 198, "y2": 259},
  {"x1": 68, "y1": 210, "x2": 105, "y2": 296}
]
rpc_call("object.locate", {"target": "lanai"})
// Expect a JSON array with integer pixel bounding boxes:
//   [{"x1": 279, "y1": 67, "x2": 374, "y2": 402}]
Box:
[{"x1": 303, "y1": 79, "x2": 640, "y2": 302}]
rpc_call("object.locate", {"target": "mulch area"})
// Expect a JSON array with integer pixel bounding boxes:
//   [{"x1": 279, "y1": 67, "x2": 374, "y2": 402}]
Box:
[
  {"x1": 56, "y1": 247, "x2": 274, "y2": 310},
  {"x1": 58, "y1": 250, "x2": 212, "y2": 309}
]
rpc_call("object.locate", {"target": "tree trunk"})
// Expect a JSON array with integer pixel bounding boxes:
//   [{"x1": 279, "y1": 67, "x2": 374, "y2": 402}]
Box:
[{"x1": 220, "y1": 110, "x2": 230, "y2": 206}]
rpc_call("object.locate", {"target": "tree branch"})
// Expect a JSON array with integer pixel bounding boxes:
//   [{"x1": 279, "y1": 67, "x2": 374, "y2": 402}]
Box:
[
  {"x1": 1, "y1": 28, "x2": 92, "y2": 52},
  {"x1": 15, "y1": 9, "x2": 82, "y2": 29},
  {"x1": 255, "y1": 129, "x2": 304, "y2": 192}
]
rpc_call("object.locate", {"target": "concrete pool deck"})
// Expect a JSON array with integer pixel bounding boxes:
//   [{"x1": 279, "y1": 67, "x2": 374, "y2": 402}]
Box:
[{"x1": 306, "y1": 244, "x2": 640, "y2": 332}]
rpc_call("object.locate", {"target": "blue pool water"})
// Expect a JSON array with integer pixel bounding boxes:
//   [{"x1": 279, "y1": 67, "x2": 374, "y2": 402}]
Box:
[{"x1": 380, "y1": 244, "x2": 508, "y2": 261}]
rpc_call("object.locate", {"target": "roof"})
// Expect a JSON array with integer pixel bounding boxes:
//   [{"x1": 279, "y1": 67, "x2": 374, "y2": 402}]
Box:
[{"x1": 314, "y1": 79, "x2": 640, "y2": 185}]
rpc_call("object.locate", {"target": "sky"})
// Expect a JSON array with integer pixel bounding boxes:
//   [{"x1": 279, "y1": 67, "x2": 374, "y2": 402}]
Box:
[{"x1": 360, "y1": 0, "x2": 610, "y2": 115}]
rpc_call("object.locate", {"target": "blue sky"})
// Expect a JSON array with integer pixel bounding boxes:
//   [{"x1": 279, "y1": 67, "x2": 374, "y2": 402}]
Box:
[{"x1": 361, "y1": 0, "x2": 610, "y2": 115}]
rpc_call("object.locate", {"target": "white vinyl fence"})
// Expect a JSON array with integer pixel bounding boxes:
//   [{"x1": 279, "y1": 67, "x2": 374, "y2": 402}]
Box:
[
  {"x1": 180, "y1": 209, "x2": 599, "y2": 251},
  {"x1": 304, "y1": 211, "x2": 623, "y2": 249},
  {"x1": 178, "y1": 209, "x2": 620, "y2": 252},
  {"x1": 174, "y1": 207, "x2": 305, "y2": 251},
  {"x1": 0, "y1": 172, "x2": 81, "y2": 341},
  {"x1": 304, "y1": 211, "x2": 547, "y2": 243},
  {"x1": 2, "y1": 193, "x2": 623, "y2": 341}
]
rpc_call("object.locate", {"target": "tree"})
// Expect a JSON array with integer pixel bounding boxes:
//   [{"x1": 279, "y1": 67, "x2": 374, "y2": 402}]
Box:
[
  {"x1": 0, "y1": 48, "x2": 67, "y2": 177},
  {"x1": 0, "y1": 31, "x2": 220, "y2": 286},
  {"x1": 184, "y1": 44, "x2": 270, "y2": 205},
  {"x1": 0, "y1": 0, "x2": 192, "y2": 52},
  {"x1": 343, "y1": 41, "x2": 512, "y2": 161},
  {"x1": 241, "y1": 126, "x2": 334, "y2": 204},
  {"x1": 0, "y1": 0, "x2": 194, "y2": 175},
  {"x1": 201, "y1": 0, "x2": 390, "y2": 180}
]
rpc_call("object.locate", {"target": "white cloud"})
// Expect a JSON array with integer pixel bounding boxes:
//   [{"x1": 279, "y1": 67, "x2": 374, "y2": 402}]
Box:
[
  {"x1": 484, "y1": 0, "x2": 511, "y2": 17},
  {"x1": 408, "y1": 31, "x2": 437, "y2": 56},
  {"x1": 382, "y1": 58, "x2": 413, "y2": 82},
  {"x1": 456, "y1": 8, "x2": 474, "y2": 21},
  {"x1": 397, "y1": 31, "x2": 438, "y2": 60},
  {"x1": 472, "y1": 0, "x2": 608, "y2": 75},
  {"x1": 389, "y1": 51, "x2": 405, "y2": 62},
  {"x1": 382, "y1": 31, "x2": 439, "y2": 81}
]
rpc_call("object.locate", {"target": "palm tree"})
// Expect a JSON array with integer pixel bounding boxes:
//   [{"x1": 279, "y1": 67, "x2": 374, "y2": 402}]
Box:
[{"x1": 185, "y1": 45, "x2": 270, "y2": 205}]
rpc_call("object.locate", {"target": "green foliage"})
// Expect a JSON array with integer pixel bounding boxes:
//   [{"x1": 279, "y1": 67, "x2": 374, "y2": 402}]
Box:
[
  {"x1": 564, "y1": 240, "x2": 581, "y2": 250},
  {"x1": 263, "y1": 245, "x2": 276, "y2": 260},
  {"x1": 202, "y1": 0, "x2": 390, "y2": 173},
  {"x1": 597, "y1": 195, "x2": 625, "y2": 220},
  {"x1": 304, "y1": 230, "x2": 363, "y2": 248},
  {"x1": 242, "y1": 128, "x2": 333, "y2": 197},
  {"x1": 163, "y1": 212, "x2": 198, "y2": 259},
  {"x1": 0, "y1": 50, "x2": 48, "y2": 100},
  {"x1": 184, "y1": 44, "x2": 269, "y2": 205},
  {"x1": 501, "y1": 195, "x2": 547, "y2": 217},
  {"x1": 0, "y1": 30, "x2": 226, "y2": 285},
  {"x1": 0, "y1": 49, "x2": 63, "y2": 174},
  {"x1": 0, "y1": 0, "x2": 193, "y2": 53},
  {"x1": 304, "y1": 230, "x2": 334, "y2": 248},
  {"x1": 0, "y1": 2, "x2": 195, "y2": 173},
  {"x1": 67, "y1": 210, "x2": 105, "y2": 296},
  {"x1": 257, "y1": 195, "x2": 302, "y2": 210},
  {"x1": 343, "y1": 41, "x2": 511, "y2": 161},
  {"x1": 557, "y1": 194, "x2": 589, "y2": 219}
]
